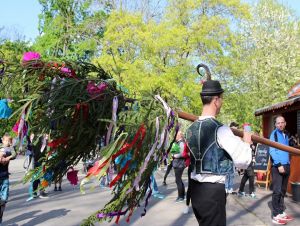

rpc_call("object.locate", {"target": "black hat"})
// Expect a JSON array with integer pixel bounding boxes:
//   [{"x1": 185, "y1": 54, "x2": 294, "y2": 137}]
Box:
[{"x1": 200, "y1": 80, "x2": 224, "y2": 96}]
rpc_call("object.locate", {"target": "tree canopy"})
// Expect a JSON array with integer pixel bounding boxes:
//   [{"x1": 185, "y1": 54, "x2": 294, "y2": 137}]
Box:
[{"x1": 1, "y1": 0, "x2": 300, "y2": 132}]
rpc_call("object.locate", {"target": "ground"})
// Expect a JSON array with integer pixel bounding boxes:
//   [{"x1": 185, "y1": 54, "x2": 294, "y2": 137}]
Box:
[{"x1": 3, "y1": 157, "x2": 300, "y2": 226}]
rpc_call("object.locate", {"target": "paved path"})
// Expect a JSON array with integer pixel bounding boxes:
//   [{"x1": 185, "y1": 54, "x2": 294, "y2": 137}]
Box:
[{"x1": 3, "y1": 157, "x2": 300, "y2": 225}]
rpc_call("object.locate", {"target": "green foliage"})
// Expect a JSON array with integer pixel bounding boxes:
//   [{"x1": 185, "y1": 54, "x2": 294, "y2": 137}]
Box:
[
  {"x1": 94, "y1": 0, "x2": 250, "y2": 114},
  {"x1": 34, "y1": 0, "x2": 108, "y2": 60},
  {"x1": 3, "y1": 55, "x2": 125, "y2": 176},
  {"x1": 0, "y1": 40, "x2": 31, "y2": 136},
  {"x1": 222, "y1": 0, "x2": 300, "y2": 129}
]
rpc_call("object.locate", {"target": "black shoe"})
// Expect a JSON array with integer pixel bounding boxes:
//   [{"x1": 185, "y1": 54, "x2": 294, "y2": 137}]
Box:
[
  {"x1": 162, "y1": 181, "x2": 167, "y2": 186},
  {"x1": 58, "y1": 187, "x2": 62, "y2": 191},
  {"x1": 54, "y1": 187, "x2": 57, "y2": 191}
]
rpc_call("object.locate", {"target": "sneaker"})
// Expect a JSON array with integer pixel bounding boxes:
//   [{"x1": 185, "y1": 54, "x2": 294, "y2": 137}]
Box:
[
  {"x1": 272, "y1": 215, "x2": 287, "y2": 225},
  {"x1": 238, "y1": 191, "x2": 246, "y2": 197},
  {"x1": 39, "y1": 194, "x2": 49, "y2": 199},
  {"x1": 183, "y1": 206, "x2": 189, "y2": 214},
  {"x1": 250, "y1": 192, "x2": 256, "y2": 198},
  {"x1": 26, "y1": 196, "x2": 37, "y2": 202},
  {"x1": 175, "y1": 197, "x2": 184, "y2": 203},
  {"x1": 153, "y1": 193, "x2": 165, "y2": 199},
  {"x1": 279, "y1": 212, "x2": 294, "y2": 222},
  {"x1": 228, "y1": 188, "x2": 233, "y2": 194}
]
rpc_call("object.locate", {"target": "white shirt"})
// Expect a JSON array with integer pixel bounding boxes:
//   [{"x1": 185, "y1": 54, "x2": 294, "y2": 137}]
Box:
[{"x1": 191, "y1": 116, "x2": 252, "y2": 183}]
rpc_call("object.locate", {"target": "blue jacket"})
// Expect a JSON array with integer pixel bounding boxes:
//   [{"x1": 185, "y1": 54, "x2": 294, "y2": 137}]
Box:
[{"x1": 269, "y1": 129, "x2": 290, "y2": 165}]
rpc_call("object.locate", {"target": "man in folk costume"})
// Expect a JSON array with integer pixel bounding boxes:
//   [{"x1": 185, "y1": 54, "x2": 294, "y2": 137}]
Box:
[{"x1": 185, "y1": 64, "x2": 253, "y2": 226}]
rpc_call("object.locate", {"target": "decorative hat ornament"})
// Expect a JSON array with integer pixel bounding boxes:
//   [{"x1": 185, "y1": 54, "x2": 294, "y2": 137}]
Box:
[{"x1": 197, "y1": 63, "x2": 224, "y2": 96}]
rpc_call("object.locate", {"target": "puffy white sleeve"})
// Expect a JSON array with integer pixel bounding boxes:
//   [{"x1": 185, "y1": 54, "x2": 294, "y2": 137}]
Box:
[{"x1": 217, "y1": 125, "x2": 252, "y2": 169}]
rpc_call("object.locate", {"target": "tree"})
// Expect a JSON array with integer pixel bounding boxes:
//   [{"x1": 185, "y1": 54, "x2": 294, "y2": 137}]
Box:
[
  {"x1": 93, "y1": 0, "x2": 250, "y2": 114},
  {"x1": 0, "y1": 40, "x2": 31, "y2": 136},
  {"x1": 224, "y1": 0, "x2": 300, "y2": 129},
  {"x1": 34, "y1": 0, "x2": 109, "y2": 60}
]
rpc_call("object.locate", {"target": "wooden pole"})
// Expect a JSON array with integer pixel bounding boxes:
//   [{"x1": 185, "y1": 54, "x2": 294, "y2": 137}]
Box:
[{"x1": 177, "y1": 110, "x2": 300, "y2": 156}]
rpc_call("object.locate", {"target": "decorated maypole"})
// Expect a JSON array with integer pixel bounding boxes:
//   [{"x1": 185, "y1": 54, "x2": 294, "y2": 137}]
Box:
[{"x1": 1, "y1": 52, "x2": 179, "y2": 225}]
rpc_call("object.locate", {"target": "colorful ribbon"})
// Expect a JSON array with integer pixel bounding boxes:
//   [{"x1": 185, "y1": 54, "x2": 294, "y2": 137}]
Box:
[
  {"x1": 87, "y1": 125, "x2": 146, "y2": 178},
  {"x1": 97, "y1": 208, "x2": 129, "y2": 219},
  {"x1": 106, "y1": 96, "x2": 118, "y2": 145},
  {"x1": 127, "y1": 118, "x2": 159, "y2": 193}
]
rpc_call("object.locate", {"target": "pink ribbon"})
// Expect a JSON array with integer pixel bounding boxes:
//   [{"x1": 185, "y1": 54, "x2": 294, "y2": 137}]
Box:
[{"x1": 22, "y1": 52, "x2": 41, "y2": 61}]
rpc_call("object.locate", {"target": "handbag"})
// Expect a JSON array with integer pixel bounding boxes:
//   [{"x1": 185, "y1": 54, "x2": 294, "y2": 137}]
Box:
[{"x1": 67, "y1": 167, "x2": 79, "y2": 186}]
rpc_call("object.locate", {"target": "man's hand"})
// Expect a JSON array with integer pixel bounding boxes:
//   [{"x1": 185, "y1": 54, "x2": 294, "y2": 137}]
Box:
[
  {"x1": 243, "y1": 131, "x2": 253, "y2": 144},
  {"x1": 278, "y1": 165, "x2": 285, "y2": 174}
]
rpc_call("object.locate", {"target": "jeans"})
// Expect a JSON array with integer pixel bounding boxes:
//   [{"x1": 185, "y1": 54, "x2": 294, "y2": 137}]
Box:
[
  {"x1": 225, "y1": 172, "x2": 234, "y2": 190},
  {"x1": 151, "y1": 174, "x2": 159, "y2": 193},
  {"x1": 0, "y1": 179, "x2": 9, "y2": 202}
]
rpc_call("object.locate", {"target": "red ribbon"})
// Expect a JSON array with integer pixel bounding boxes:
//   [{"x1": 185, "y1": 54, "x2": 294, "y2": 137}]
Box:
[
  {"x1": 134, "y1": 125, "x2": 146, "y2": 156},
  {"x1": 115, "y1": 214, "x2": 121, "y2": 224},
  {"x1": 74, "y1": 103, "x2": 89, "y2": 121},
  {"x1": 109, "y1": 160, "x2": 130, "y2": 187},
  {"x1": 48, "y1": 136, "x2": 68, "y2": 148},
  {"x1": 86, "y1": 158, "x2": 110, "y2": 177}
]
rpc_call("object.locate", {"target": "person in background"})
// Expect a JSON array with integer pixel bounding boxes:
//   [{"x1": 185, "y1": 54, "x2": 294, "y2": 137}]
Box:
[
  {"x1": 172, "y1": 131, "x2": 187, "y2": 202},
  {"x1": 269, "y1": 115, "x2": 293, "y2": 225},
  {"x1": 237, "y1": 139, "x2": 257, "y2": 198},
  {"x1": 182, "y1": 136, "x2": 191, "y2": 214},
  {"x1": 27, "y1": 134, "x2": 49, "y2": 201},
  {"x1": 0, "y1": 133, "x2": 16, "y2": 225}
]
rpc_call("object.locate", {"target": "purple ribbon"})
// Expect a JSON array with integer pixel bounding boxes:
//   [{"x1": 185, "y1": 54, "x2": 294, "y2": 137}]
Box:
[
  {"x1": 162, "y1": 123, "x2": 180, "y2": 162},
  {"x1": 97, "y1": 208, "x2": 129, "y2": 219},
  {"x1": 17, "y1": 110, "x2": 27, "y2": 151},
  {"x1": 167, "y1": 110, "x2": 175, "y2": 131}
]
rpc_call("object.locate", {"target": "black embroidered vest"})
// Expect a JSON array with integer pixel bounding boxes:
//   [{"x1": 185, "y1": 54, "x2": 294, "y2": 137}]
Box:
[{"x1": 186, "y1": 118, "x2": 233, "y2": 175}]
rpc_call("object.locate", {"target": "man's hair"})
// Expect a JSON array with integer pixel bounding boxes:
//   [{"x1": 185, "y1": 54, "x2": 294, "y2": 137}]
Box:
[
  {"x1": 274, "y1": 115, "x2": 285, "y2": 124},
  {"x1": 229, "y1": 122, "x2": 239, "y2": 128},
  {"x1": 201, "y1": 95, "x2": 221, "y2": 105}
]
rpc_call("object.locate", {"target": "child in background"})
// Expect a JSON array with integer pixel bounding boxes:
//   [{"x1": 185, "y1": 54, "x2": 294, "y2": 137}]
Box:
[{"x1": 0, "y1": 133, "x2": 17, "y2": 225}]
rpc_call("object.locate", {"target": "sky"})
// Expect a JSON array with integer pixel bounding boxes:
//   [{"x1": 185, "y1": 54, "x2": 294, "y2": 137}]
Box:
[{"x1": 0, "y1": 0, "x2": 300, "y2": 41}]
